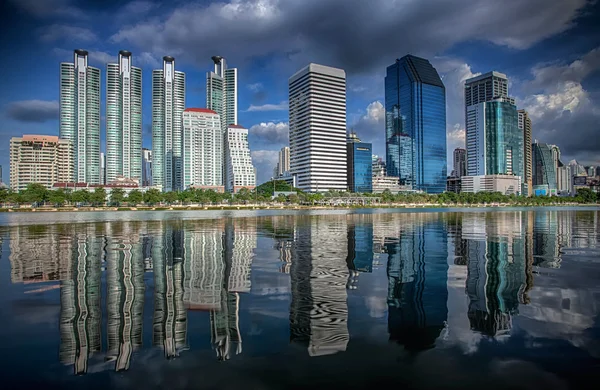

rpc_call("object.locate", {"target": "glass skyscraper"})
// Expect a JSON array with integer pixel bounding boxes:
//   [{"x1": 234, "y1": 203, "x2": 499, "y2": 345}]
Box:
[
  {"x1": 346, "y1": 135, "x2": 372, "y2": 193},
  {"x1": 385, "y1": 55, "x2": 446, "y2": 193},
  {"x1": 106, "y1": 51, "x2": 142, "y2": 184},
  {"x1": 532, "y1": 142, "x2": 558, "y2": 196},
  {"x1": 207, "y1": 56, "x2": 237, "y2": 132},
  {"x1": 59, "y1": 49, "x2": 101, "y2": 184}
]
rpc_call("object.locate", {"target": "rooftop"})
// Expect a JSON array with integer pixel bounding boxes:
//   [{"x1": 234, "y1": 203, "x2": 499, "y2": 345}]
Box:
[
  {"x1": 184, "y1": 108, "x2": 218, "y2": 114},
  {"x1": 465, "y1": 71, "x2": 508, "y2": 85}
]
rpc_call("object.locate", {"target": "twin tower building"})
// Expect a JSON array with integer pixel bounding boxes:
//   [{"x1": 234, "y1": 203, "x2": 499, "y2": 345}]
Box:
[{"x1": 59, "y1": 50, "x2": 256, "y2": 192}]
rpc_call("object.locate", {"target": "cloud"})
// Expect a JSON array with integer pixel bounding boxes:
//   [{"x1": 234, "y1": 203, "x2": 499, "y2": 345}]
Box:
[
  {"x1": 247, "y1": 101, "x2": 288, "y2": 112},
  {"x1": 53, "y1": 48, "x2": 117, "y2": 66},
  {"x1": 39, "y1": 24, "x2": 97, "y2": 42},
  {"x1": 520, "y1": 47, "x2": 600, "y2": 164},
  {"x1": 249, "y1": 122, "x2": 289, "y2": 144},
  {"x1": 251, "y1": 149, "x2": 279, "y2": 184},
  {"x1": 5, "y1": 100, "x2": 59, "y2": 123},
  {"x1": 122, "y1": 1, "x2": 159, "y2": 15},
  {"x1": 135, "y1": 52, "x2": 160, "y2": 68},
  {"x1": 8, "y1": 0, "x2": 87, "y2": 19},
  {"x1": 109, "y1": 0, "x2": 589, "y2": 74},
  {"x1": 247, "y1": 83, "x2": 263, "y2": 92},
  {"x1": 350, "y1": 101, "x2": 384, "y2": 144}
]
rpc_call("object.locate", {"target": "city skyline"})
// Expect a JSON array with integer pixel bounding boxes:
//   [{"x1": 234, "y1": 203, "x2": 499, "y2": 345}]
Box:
[{"x1": 1, "y1": 1, "x2": 599, "y2": 185}]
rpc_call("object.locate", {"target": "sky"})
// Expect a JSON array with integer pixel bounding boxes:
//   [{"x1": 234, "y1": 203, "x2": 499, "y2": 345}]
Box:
[{"x1": 0, "y1": 0, "x2": 599, "y2": 185}]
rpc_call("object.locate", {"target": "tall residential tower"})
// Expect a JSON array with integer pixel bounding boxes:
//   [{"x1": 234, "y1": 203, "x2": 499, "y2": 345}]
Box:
[
  {"x1": 152, "y1": 56, "x2": 185, "y2": 191},
  {"x1": 385, "y1": 55, "x2": 447, "y2": 193},
  {"x1": 106, "y1": 50, "x2": 142, "y2": 184},
  {"x1": 59, "y1": 49, "x2": 101, "y2": 184},
  {"x1": 518, "y1": 109, "x2": 533, "y2": 196},
  {"x1": 289, "y1": 63, "x2": 347, "y2": 192},
  {"x1": 207, "y1": 56, "x2": 237, "y2": 132}
]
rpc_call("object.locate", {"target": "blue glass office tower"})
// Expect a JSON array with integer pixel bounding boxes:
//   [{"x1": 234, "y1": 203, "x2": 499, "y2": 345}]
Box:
[
  {"x1": 385, "y1": 55, "x2": 447, "y2": 193},
  {"x1": 347, "y1": 141, "x2": 373, "y2": 193}
]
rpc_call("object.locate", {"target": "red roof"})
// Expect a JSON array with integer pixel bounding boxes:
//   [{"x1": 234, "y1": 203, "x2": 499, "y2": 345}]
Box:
[
  {"x1": 228, "y1": 124, "x2": 245, "y2": 129},
  {"x1": 184, "y1": 108, "x2": 217, "y2": 114}
]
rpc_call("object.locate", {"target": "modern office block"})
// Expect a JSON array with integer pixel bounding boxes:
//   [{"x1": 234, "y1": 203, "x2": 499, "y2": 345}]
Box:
[
  {"x1": 59, "y1": 49, "x2": 101, "y2": 184},
  {"x1": 461, "y1": 175, "x2": 521, "y2": 195},
  {"x1": 142, "y1": 148, "x2": 152, "y2": 187},
  {"x1": 532, "y1": 142, "x2": 558, "y2": 196},
  {"x1": 347, "y1": 133, "x2": 372, "y2": 193},
  {"x1": 453, "y1": 148, "x2": 466, "y2": 178},
  {"x1": 518, "y1": 110, "x2": 533, "y2": 196},
  {"x1": 106, "y1": 50, "x2": 142, "y2": 184},
  {"x1": 182, "y1": 108, "x2": 223, "y2": 190},
  {"x1": 224, "y1": 125, "x2": 256, "y2": 193},
  {"x1": 289, "y1": 63, "x2": 347, "y2": 192},
  {"x1": 152, "y1": 56, "x2": 185, "y2": 191},
  {"x1": 385, "y1": 55, "x2": 447, "y2": 193},
  {"x1": 10, "y1": 135, "x2": 74, "y2": 191}
]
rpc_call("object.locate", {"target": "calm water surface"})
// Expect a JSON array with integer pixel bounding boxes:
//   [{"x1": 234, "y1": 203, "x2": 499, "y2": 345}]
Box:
[{"x1": 0, "y1": 208, "x2": 599, "y2": 389}]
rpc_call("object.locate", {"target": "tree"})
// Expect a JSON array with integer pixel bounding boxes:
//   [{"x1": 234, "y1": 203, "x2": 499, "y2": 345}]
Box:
[
  {"x1": 575, "y1": 188, "x2": 597, "y2": 203},
  {"x1": 381, "y1": 189, "x2": 393, "y2": 203},
  {"x1": 234, "y1": 188, "x2": 252, "y2": 203},
  {"x1": 127, "y1": 189, "x2": 143, "y2": 205},
  {"x1": 163, "y1": 191, "x2": 178, "y2": 204},
  {"x1": 90, "y1": 187, "x2": 107, "y2": 206},
  {"x1": 144, "y1": 188, "x2": 163, "y2": 205},
  {"x1": 48, "y1": 189, "x2": 67, "y2": 207},
  {"x1": 71, "y1": 190, "x2": 90, "y2": 205},
  {"x1": 23, "y1": 183, "x2": 49, "y2": 205},
  {"x1": 110, "y1": 188, "x2": 126, "y2": 206},
  {"x1": 0, "y1": 188, "x2": 8, "y2": 205},
  {"x1": 255, "y1": 180, "x2": 293, "y2": 197},
  {"x1": 275, "y1": 194, "x2": 286, "y2": 203}
]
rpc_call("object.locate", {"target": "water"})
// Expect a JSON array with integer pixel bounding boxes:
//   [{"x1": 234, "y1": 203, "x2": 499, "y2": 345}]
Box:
[{"x1": 0, "y1": 208, "x2": 599, "y2": 389}]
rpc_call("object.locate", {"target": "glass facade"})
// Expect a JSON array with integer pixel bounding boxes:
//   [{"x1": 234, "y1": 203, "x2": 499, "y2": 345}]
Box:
[
  {"x1": 532, "y1": 142, "x2": 557, "y2": 195},
  {"x1": 485, "y1": 101, "x2": 523, "y2": 181},
  {"x1": 385, "y1": 55, "x2": 446, "y2": 193},
  {"x1": 347, "y1": 142, "x2": 372, "y2": 193}
]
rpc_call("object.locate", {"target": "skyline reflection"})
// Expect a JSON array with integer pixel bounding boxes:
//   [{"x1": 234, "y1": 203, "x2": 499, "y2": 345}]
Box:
[{"x1": 3, "y1": 209, "x2": 600, "y2": 379}]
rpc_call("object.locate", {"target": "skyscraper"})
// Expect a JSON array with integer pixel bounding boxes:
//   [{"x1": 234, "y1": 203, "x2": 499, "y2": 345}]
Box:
[
  {"x1": 152, "y1": 56, "x2": 185, "y2": 191},
  {"x1": 464, "y1": 71, "x2": 510, "y2": 107},
  {"x1": 532, "y1": 141, "x2": 558, "y2": 196},
  {"x1": 106, "y1": 50, "x2": 143, "y2": 184},
  {"x1": 182, "y1": 108, "x2": 223, "y2": 190},
  {"x1": 224, "y1": 125, "x2": 257, "y2": 193},
  {"x1": 278, "y1": 146, "x2": 290, "y2": 177},
  {"x1": 207, "y1": 56, "x2": 237, "y2": 132},
  {"x1": 142, "y1": 148, "x2": 152, "y2": 187},
  {"x1": 289, "y1": 63, "x2": 347, "y2": 192},
  {"x1": 60, "y1": 49, "x2": 101, "y2": 184},
  {"x1": 453, "y1": 148, "x2": 466, "y2": 178},
  {"x1": 100, "y1": 152, "x2": 106, "y2": 185},
  {"x1": 518, "y1": 110, "x2": 533, "y2": 196},
  {"x1": 385, "y1": 55, "x2": 447, "y2": 193},
  {"x1": 346, "y1": 132, "x2": 373, "y2": 193}
]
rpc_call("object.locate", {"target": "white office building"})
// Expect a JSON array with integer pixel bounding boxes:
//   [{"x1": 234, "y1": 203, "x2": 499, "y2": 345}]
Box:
[
  {"x1": 106, "y1": 50, "x2": 143, "y2": 184},
  {"x1": 461, "y1": 175, "x2": 521, "y2": 195},
  {"x1": 59, "y1": 49, "x2": 101, "y2": 184},
  {"x1": 207, "y1": 56, "x2": 237, "y2": 132},
  {"x1": 289, "y1": 64, "x2": 347, "y2": 192},
  {"x1": 224, "y1": 125, "x2": 256, "y2": 193},
  {"x1": 152, "y1": 56, "x2": 185, "y2": 191},
  {"x1": 182, "y1": 108, "x2": 223, "y2": 190}
]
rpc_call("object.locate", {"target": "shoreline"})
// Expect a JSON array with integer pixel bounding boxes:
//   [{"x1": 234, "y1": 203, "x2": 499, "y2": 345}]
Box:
[{"x1": 2, "y1": 203, "x2": 599, "y2": 213}]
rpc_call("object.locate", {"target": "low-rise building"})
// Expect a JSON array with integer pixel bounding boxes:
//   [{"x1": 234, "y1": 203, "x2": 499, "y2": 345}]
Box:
[
  {"x1": 10, "y1": 135, "x2": 74, "y2": 192},
  {"x1": 447, "y1": 176, "x2": 461, "y2": 194},
  {"x1": 461, "y1": 175, "x2": 521, "y2": 195}
]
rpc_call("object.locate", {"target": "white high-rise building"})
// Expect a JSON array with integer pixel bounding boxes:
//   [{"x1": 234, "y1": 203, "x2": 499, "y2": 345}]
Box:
[
  {"x1": 59, "y1": 49, "x2": 101, "y2": 184},
  {"x1": 152, "y1": 56, "x2": 185, "y2": 191},
  {"x1": 289, "y1": 64, "x2": 347, "y2": 192},
  {"x1": 182, "y1": 108, "x2": 223, "y2": 189},
  {"x1": 277, "y1": 146, "x2": 290, "y2": 177},
  {"x1": 207, "y1": 56, "x2": 237, "y2": 132},
  {"x1": 106, "y1": 50, "x2": 143, "y2": 184},
  {"x1": 224, "y1": 125, "x2": 256, "y2": 193},
  {"x1": 142, "y1": 148, "x2": 152, "y2": 187}
]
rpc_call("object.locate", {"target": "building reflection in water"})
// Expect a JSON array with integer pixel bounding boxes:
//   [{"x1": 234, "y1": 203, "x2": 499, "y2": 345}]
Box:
[
  {"x1": 384, "y1": 213, "x2": 449, "y2": 351},
  {"x1": 346, "y1": 214, "x2": 374, "y2": 290},
  {"x1": 289, "y1": 215, "x2": 350, "y2": 357}
]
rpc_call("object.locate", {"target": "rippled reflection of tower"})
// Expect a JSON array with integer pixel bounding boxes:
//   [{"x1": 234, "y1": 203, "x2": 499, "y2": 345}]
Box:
[
  {"x1": 105, "y1": 222, "x2": 145, "y2": 371},
  {"x1": 290, "y1": 216, "x2": 349, "y2": 357},
  {"x1": 533, "y1": 210, "x2": 561, "y2": 268},
  {"x1": 346, "y1": 215, "x2": 374, "y2": 290},
  {"x1": 59, "y1": 230, "x2": 102, "y2": 374},
  {"x1": 464, "y1": 212, "x2": 527, "y2": 336},
  {"x1": 386, "y1": 214, "x2": 448, "y2": 351},
  {"x1": 152, "y1": 222, "x2": 188, "y2": 358}
]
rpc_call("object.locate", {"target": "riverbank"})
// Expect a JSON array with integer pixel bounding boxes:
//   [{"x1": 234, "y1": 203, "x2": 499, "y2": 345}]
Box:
[{"x1": 1, "y1": 202, "x2": 599, "y2": 213}]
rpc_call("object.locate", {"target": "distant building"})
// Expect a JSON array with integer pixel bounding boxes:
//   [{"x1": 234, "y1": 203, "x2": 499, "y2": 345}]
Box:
[
  {"x1": 517, "y1": 109, "x2": 533, "y2": 196},
  {"x1": 142, "y1": 148, "x2": 152, "y2": 187},
  {"x1": 182, "y1": 108, "x2": 223, "y2": 190},
  {"x1": 207, "y1": 56, "x2": 237, "y2": 133},
  {"x1": 385, "y1": 55, "x2": 446, "y2": 193},
  {"x1": 453, "y1": 148, "x2": 466, "y2": 178},
  {"x1": 371, "y1": 154, "x2": 401, "y2": 193},
  {"x1": 461, "y1": 175, "x2": 521, "y2": 196},
  {"x1": 152, "y1": 56, "x2": 185, "y2": 191},
  {"x1": 532, "y1": 142, "x2": 557, "y2": 196},
  {"x1": 557, "y1": 162, "x2": 571, "y2": 195},
  {"x1": 289, "y1": 63, "x2": 347, "y2": 192},
  {"x1": 10, "y1": 135, "x2": 74, "y2": 192},
  {"x1": 586, "y1": 166, "x2": 596, "y2": 177},
  {"x1": 59, "y1": 49, "x2": 101, "y2": 184},
  {"x1": 277, "y1": 146, "x2": 290, "y2": 177},
  {"x1": 346, "y1": 132, "x2": 372, "y2": 193},
  {"x1": 224, "y1": 125, "x2": 256, "y2": 193},
  {"x1": 447, "y1": 177, "x2": 461, "y2": 194},
  {"x1": 100, "y1": 152, "x2": 106, "y2": 185}
]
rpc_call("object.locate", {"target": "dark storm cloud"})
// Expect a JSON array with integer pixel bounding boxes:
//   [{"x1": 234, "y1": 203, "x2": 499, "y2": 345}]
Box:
[
  {"x1": 5, "y1": 100, "x2": 59, "y2": 123},
  {"x1": 110, "y1": 0, "x2": 589, "y2": 74}
]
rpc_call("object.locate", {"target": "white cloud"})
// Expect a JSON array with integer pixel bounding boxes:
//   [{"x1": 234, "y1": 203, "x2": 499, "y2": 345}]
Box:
[
  {"x1": 52, "y1": 48, "x2": 117, "y2": 66},
  {"x1": 247, "y1": 101, "x2": 288, "y2": 112},
  {"x1": 39, "y1": 24, "x2": 97, "y2": 43},
  {"x1": 135, "y1": 52, "x2": 160, "y2": 68},
  {"x1": 251, "y1": 149, "x2": 280, "y2": 184},
  {"x1": 247, "y1": 82, "x2": 263, "y2": 92},
  {"x1": 249, "y1": 122, "x2": 289, "y2": 144}
]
